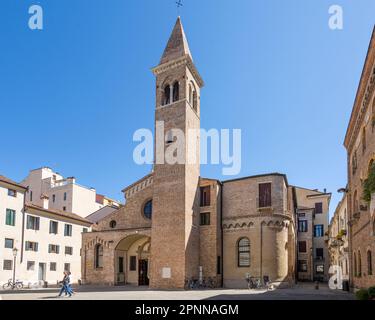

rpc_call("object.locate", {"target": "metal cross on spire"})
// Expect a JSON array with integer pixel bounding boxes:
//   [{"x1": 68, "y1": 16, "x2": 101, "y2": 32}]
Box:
[{"x1": 176, "y1": 0, "x2": 183, "y2": 15}]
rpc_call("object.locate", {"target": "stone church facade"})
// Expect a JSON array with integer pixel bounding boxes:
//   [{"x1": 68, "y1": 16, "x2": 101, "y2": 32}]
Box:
[{"x1": 81, "y1": 17, "x2": 300, "y2": 289}]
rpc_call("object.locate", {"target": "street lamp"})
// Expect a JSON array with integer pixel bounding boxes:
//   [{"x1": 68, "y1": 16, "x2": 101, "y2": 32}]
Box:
[{"x1": 12, "y1": 247, "x2": 18, "y2": 290}]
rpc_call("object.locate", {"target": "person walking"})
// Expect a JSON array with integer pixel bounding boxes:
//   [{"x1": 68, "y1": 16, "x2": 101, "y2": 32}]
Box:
[
  {"x1": 67, "y1": 272, "x2": 75, "y2": 295},
  {"x1": 58, "y1": 271, "x2": 72, "y2": 297}
]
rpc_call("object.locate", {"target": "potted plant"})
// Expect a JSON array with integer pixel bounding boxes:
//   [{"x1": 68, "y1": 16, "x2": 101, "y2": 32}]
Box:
[
  {"x1": 368, "y1": 286, "x2": 375, "y2": 300},
  {"x1": 363, "y1": 162, "x2": 375, "y2": 203},
  {"x1": 356, "y1": 288, "x2": 369, "y2": 300}
]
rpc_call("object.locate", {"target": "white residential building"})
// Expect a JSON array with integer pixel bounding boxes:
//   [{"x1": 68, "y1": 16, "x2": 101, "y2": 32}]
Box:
[
  {"x1": 0, "y1": 175, "x2": 27, "y2": 286},
  {"x1": 21, "y1": 167, "x2": 121, "y2": 218},
  {"x1": 0, "y1": 174, "x2": 92, "y2": 287},
  {"x1": 20, "y1": 202, "x2": 92, "y2": 285}
]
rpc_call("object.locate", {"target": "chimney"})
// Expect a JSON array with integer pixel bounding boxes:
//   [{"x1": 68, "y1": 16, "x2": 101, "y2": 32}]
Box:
[
  {"x1": 41, "y1": 195, "x2": 49, "y2": 209},
  {"x1": 67, "y1": 177, "x2": 76, "y2": 184},
  {"x1": 324, "y1": 188, "x2": 327, "y2": 193}
]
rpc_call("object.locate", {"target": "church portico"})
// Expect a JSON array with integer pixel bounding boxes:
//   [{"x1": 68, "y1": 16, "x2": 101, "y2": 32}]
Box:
[
  {"x1": 82, "y1": 229, "x2": 151, "y2": 286},
  {"x1": 115, "y1": 234, "x2": 151, "y2": 286}
]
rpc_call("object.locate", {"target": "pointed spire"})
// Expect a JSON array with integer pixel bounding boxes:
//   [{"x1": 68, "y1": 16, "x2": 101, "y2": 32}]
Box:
[{"x1": 159, "y1": 17, "x2": 192, "y2": 65}]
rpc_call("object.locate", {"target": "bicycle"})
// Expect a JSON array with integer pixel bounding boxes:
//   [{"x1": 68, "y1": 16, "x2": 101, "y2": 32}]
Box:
[
  {"x1": 246, "y1": 277, "x2": 261, "y2": 289},
  {"x1": 205, "y1": 277, "x2": 215, "y2": 289},
  {"x1": 2, "y1": 279, "x2": 23, "y2": 290}
]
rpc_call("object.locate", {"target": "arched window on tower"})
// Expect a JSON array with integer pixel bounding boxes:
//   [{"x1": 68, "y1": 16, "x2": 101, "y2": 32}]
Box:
[
  {"x1": 163, "y1": 84, "x2": 171, "y2": 106},
  {"x1": 189, "y1": 84, "x2": 193, "y2": 105},
  {"x1": 95, "y1": 244, "x2": 103, "y2": 269},
  {"x1": 173, "y1": 81, "x2": 179, "y2": 102},
  {"x1": 367, "y1": 250, "x2": 373, "y2": 276},
  {"x1": 237, "y1": 237, "x2": 250, "y2": 267},
  {"x1": 193, "y1": 91, "x2": 198, "y2": 112}
]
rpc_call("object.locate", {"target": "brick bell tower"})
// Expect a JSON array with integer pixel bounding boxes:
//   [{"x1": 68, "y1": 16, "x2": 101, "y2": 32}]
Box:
[{"x1": 150, "y1": 17, "x2": 204, "y2": 289}]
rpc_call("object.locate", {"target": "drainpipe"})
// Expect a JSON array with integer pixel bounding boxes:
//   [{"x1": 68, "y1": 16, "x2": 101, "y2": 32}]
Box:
[
  {"x1": 260, "y1": 222, "x2": 263, "y2": 283},
  {"x1": 20, "y1": 186, "x2": 28, "y2": 263},
  {"x1": 220, "y1": 182, "x2": 224, "y2": 288}
]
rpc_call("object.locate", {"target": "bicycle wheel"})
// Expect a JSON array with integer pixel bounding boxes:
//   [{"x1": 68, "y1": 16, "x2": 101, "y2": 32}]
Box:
[
  {"x1": 16, "y1": 283, "x2": 23, "y2": 290},
  {"x1": 2, "y1": 283, "x2": 11, "y2": 290}
]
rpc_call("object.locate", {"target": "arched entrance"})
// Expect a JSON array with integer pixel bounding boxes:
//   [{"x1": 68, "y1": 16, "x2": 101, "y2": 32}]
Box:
[{"x1": 115, "y1": 234, "x2": 151, "y2": 286}]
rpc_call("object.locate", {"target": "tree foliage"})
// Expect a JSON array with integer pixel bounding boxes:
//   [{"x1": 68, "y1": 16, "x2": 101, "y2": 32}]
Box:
[{"x1": 363, "y1": 162, "x2": 375, "y2": 202}]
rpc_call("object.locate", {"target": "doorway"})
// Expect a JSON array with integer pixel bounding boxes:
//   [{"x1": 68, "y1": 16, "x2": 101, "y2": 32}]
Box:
[
  {"x1": 138, "y1": 259, "x2": 149, "y2": 286},
  {"x1": 38, "y1": 263, "x2": 46, "y2": 281},
  {"x1": 117, "y1": 256, "x2": 125, "y2": 285}
]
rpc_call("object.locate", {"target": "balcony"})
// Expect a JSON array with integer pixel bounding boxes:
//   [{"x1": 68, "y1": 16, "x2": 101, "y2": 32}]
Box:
[
  {"x1": 328, "y1": 238, "x2": 344, "y2": 248},
  {"x1": 353, "y1": 211, "x2": 360, "y2": 220},
  {"x1": 336, "y1": 229, "x2": 347, "y2": 241}
]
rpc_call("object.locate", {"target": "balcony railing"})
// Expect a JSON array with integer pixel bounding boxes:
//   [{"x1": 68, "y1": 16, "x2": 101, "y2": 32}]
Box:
[
  {"x1": 353, "y1": 211, "x2": 360, "y2": 219},
  {"x1": 328, "y1": 238, "x2": 344, "y2": 248}
]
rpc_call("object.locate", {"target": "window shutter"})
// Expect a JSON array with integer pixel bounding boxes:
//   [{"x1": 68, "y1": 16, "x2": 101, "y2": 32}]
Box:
[
  {"x1": 27, "y1": 216, "x2": 31, "y2": 229},
  {"x1": 6, "y1": 210, "x2": 10, "y2": 225},
  {"x1": 36, "y1": 217, "x2": 40, "y2": 230},
  {"x1": 35, "y1": 243, "x2": 38, "y2": 252},
  {"x1": 48, "y1": 244, "x2": 51, "y2": 253},
  {"x1": 206, "y1": 188, "x2": 211, "y2": 206},
  {"x1": 57, "y1": 245, "x2": 60, "y2": 254},
  {"x1": 259, "y1": 183, "x2": 272, "y2": 207}
]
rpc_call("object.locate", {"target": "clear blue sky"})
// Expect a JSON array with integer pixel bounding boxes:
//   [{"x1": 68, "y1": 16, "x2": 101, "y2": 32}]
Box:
[{"x1": 1, "y1": 0, "x2": 374, "y2": 217}]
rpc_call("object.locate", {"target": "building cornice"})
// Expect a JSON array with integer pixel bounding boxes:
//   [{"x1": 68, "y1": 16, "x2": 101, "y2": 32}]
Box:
[
  {"x1": 151, "y1": 54, "x2": 204, "y2": 88},
  {"x1": 344, "y1": 27, "x2": 375, "y2": 151},
  {"x1": 25, "y1": 204, "x2": 92, "y2": 226}
]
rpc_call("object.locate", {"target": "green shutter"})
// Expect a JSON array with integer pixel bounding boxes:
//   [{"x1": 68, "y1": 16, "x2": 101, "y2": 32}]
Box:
[{"x1": 5, "y1": 209, "x2": 15, "y2": 226}]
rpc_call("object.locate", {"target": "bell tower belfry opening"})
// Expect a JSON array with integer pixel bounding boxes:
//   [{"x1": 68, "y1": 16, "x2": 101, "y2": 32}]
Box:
[{"x1": 149, "y1": 17, "x2": 204, "y2": 289}]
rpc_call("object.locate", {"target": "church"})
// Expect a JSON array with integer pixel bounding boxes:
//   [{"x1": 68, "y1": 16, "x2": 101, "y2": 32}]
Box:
[{"x1": 81, "y1": 17, "x2": 300, "y2": 289}]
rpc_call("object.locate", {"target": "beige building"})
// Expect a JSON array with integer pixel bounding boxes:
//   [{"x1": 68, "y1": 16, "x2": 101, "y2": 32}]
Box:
[
  {"x1": 22, "y1": 167, "x2": 121, "y2": 218},
  {"x1": 328, "y1": 194, "x2": 349, "y2": 281},
  {"x1": 0, "y1": 174, "x2": 92, "y2": 287},
  {"x1": 294, "y1": 187, "x2": 331, "y2": 282},
  {"x1": 80, "y1": 17, "x2": 332, "y2": 290},
  {"x1": 344, "y1": 27, "x2": 375, "y2": 290}
]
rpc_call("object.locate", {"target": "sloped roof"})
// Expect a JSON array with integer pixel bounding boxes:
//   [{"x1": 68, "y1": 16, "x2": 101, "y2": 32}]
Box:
[
  {"x1": 25, "y1": 203, "x2": 91, "y2": 225},
  {"x1": 85, "y1": 206, "x2": 119, "y2": 224},
  {"x1": 159, "y1": 16, "x2": 192, "y2": 65},
  {"x1": 0, "y1": 175, "x2": 27, "y2": 190}
]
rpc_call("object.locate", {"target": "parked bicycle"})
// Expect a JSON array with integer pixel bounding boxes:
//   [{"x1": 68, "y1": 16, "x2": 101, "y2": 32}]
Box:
[
  {"x1": 246, "y1": 277, "x2": 261, "y2": 289},
  {"x1": 245, "y1": 275, "x2": 272, "y2": 290},
  {"x1": 2, "y1": 279, "x2": 23, "y2": 290},
  {"x1": 185, "y1": 277, "x2": 216, "y2": 290}
]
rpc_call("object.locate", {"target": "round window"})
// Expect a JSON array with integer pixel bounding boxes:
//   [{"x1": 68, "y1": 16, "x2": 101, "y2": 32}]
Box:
[
  {"x1": 109, "y1": 220, "x2": 117, "y2": 229},
  {"x1": 143, "y1": 200, "x2": 152, "y2": 220}
]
